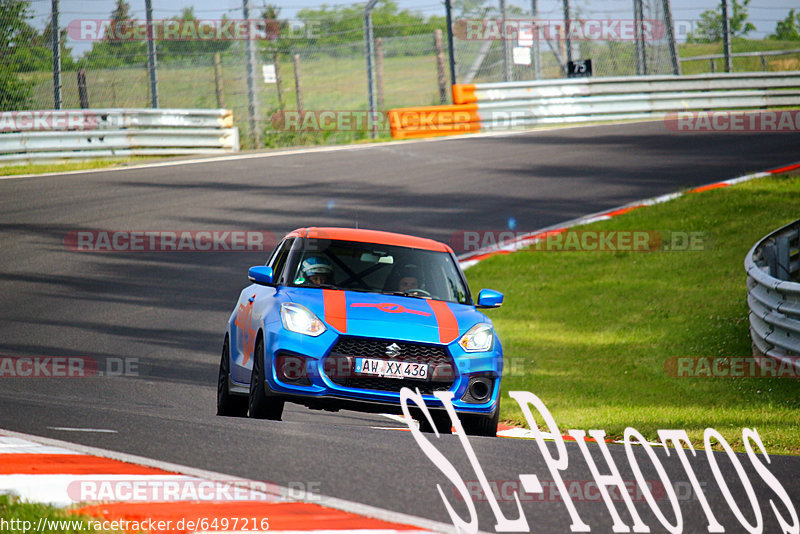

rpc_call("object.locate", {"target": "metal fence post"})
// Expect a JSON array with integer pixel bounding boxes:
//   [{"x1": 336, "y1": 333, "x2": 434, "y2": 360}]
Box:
[
  {"x1": 531, "y1": 0, "x2": 541, "y2": 79},
  {"x1": 562, "y1": 0, "x2": 572, "y2": 68},
  {"x1": 500, "y1": 0, "x2": 511, "y2": 82},
  {"x1": 662, "y1": 0, "x2": 681, "y2": 75},
  {"x1": 51, "y1": 0, "x2": 61, "y2": 110},
  {"x1": 633, "y1": 0, "x2": 647, "y2": 75},
  {"x1": 721, "y1": 0, "x2": 732, "y2": 72},
  {"x1": 364, "y1": 0, "x2": 379, "y2": 139},
  {"x1": 243, "y1": 0, "x2": 260, "y2": 146},
  {"x1": 444, "y1": 0, "x2": 456, "y2": 89},
  {"x1": 145, "y1": 0, "x2": 159, "y2": 108}
]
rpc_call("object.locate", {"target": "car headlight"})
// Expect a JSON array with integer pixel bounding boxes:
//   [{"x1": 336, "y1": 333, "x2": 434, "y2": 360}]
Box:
[
  {"x1": 280, "y1": 303, "x2": 326, "y2": 337},
  {"x1": 458, "y1": 323, "x2": 494, "y2": 352}
]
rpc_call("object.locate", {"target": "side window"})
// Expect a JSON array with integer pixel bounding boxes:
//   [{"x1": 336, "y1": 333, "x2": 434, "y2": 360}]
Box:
[{"x1": 268, "y1": 238, "x2": 294, "y2": 282}]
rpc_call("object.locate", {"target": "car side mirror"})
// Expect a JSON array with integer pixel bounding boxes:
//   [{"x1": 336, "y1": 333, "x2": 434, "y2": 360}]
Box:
[
  {"x1": 476, "y1": 289, "x2": 503, "y2": 308},
  {"x1": 248, "y1": 266, "x2": 274, "y2": 285}
]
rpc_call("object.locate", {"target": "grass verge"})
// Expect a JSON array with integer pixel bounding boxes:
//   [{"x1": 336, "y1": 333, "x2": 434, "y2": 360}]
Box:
[
  {"x1": 0, "y1": 158, "x2": 166, "y2": 178},
  {"x1": 0, "y1": 494, "x2": 122, "y2": 533},
  {"x1": 465, "y1": 172, "x2": 800, "y2": 455}
]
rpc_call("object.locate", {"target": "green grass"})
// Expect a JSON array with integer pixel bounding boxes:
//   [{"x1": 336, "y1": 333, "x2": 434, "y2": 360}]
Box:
[
  {"x1": 679, "y1": 38, "x2": 800, "y2": 74},
  {"x1": 465, "y1": 173, "x2": 800, "y2": 455},
  {"x1": 0, "y1": 494, "x2": 122, "y2": 533},
  {"x1": 0, "y1": 157, "x2": 166, "y2": 177}
]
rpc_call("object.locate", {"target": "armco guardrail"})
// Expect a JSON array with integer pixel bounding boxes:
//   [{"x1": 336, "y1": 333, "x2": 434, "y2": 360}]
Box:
[
  {"x1": 746, "y1": 219, "x2": 800, "y2": 370},
  {"x1": 0, "y1": 108, "x2": 238, "y2": 164},
  {"x1": 389, "y1": 72, "x2": 800, "y2": 139}
]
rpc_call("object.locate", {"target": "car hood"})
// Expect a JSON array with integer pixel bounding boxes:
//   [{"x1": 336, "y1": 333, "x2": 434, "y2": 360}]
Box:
[{"x1": 282, "y1": 287, "x2": 487, "y2": 344}]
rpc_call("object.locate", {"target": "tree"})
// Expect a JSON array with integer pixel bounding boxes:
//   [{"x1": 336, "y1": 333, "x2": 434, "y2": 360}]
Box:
[
  {"x1": 686, "y1": 0, "x2": 756, "y2": 43},
  {"x1": 292, "y1": 1, "x2": 445, "y2": 48},
  {"x1": 0, "y1": 0, "x2": 34, "y2": 110},
  {"x1": 81, "y1": 0, "x2": 147, "y2": 68},
  {"x1": 770, "y1": 9, "x2": 800, "y2": 41},
  {"x1": 157, "y1": 7, "x2": 232, "y2": 64}
]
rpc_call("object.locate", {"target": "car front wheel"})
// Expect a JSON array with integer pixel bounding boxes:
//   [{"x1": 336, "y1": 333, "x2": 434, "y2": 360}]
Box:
[
  {"x1": 217, "y1": 337, "x2": 248, "y2": 417},
  {"x1": 248, "y1": 337, "x2": 284, "y2": 420},
  {"x1": 460, "y1": 403, "x2": 499, "y2": 437}
]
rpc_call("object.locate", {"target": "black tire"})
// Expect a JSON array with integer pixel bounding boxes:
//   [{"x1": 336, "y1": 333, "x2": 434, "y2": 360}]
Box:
[
  {"x1": 418, "y1": 410, "x2": 452, "y2": 434},
  {"x1": 217, "y1": 337, "x2": 248, "y2": 417},
  {"x1": 248, "y1": 336, "x2": 284, "y2": 420},
  {"x1": 460, "y1": 403, "x2": 499, "y2": 437}
]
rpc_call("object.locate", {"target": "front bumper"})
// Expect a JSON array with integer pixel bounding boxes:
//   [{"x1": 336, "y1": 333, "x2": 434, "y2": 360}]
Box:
[{"x1": 238, "y1": 328, "x2": 502, "y2": 415}]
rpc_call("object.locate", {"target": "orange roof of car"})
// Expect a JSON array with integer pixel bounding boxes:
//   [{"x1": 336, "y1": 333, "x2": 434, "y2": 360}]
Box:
[{"x1": 283, "y1": 227, "x2": 453, "y2": 253}]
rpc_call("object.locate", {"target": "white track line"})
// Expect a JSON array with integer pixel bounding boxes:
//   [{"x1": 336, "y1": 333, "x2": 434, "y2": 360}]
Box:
[{"x1": 46, "y1": 427, "x2": 118, "y2": 433}]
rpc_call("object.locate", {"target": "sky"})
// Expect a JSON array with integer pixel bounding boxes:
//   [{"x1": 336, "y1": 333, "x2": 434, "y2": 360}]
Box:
[{"x1": 27, "y1": 0, "x2": 799, "y2": 58}]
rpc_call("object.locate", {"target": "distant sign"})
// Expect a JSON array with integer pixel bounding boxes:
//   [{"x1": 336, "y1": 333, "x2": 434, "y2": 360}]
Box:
[
  {"x1": 262, "y1": 64, "x2": 276, "y2": 84},
  {"x1": 567, "y1": 59, "x2": 592, "y2": 78},
  {"x1": 512, "y1": 46, "x2": 532, "y2": 66},
  {"x1": 517, "y1": 26, "x2": 534, "y2": 47}
]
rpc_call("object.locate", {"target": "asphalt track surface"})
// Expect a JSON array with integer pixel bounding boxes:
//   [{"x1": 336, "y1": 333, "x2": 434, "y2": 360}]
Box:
[{"x1": 1, "y1": 122, "x2": 799, "y2": 533}]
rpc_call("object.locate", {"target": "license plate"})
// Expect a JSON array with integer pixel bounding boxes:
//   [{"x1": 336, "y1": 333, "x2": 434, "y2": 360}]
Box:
[{"x1": 354, "y1": 358, "x2": 428, "y2": 380}]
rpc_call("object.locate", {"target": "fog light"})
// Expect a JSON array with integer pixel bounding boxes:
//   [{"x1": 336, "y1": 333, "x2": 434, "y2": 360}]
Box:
[
  {"x1": 461, "y1": 375, "x2": 494, "y2": 404},
  {"x1": 275, "y1": 353, "x2": 311, "y2": 385}
]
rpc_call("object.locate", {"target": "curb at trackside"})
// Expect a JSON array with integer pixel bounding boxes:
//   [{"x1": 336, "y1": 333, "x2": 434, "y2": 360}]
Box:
[
  {"x1": 0, "y1": 428, "x2": 456, "y2": 534},
  {"x1": 457, "y1": 160, "x2": 800, "y2": 270}
]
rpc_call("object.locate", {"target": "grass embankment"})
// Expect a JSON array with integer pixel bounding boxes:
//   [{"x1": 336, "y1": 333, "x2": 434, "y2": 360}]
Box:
[{"x1": 465, "y1": 173, "x2": 800, "y2": 454}]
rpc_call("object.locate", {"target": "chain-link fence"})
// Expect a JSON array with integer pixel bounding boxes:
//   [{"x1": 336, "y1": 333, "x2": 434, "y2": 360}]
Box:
[{"x1": 2, "y1": 0, "x2": 799, "y2": 149}]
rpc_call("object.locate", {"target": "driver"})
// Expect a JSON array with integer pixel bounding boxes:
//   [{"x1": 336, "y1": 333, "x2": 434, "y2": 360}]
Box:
[
  {"x1": 396, "y1": 264, "x2": 424, "y2": 293},
  {"x1": 300, "y1": 256, "x2": 334, "y2": 286}
]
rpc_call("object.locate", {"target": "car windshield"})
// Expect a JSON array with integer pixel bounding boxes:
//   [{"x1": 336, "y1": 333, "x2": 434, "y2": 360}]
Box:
[{"x1": 287, "y1": 239, "x2": 470, "y2": 304}]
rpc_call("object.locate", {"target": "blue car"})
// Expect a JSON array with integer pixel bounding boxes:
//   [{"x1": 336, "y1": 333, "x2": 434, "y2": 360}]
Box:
[{"x1": 216, "y1": 227, "x2": 505, "y2": 436}]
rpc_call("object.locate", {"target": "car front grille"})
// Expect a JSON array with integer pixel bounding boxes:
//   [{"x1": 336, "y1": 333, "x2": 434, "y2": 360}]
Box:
[
  {"x1": 332, "y1": 337, "x2": 451, "y2": 365},
  {"x1": 325, "y1": 336, "x2": 456, "y2": 394}
]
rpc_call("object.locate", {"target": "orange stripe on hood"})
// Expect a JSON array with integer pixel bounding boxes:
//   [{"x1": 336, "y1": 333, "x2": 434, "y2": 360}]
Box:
[
  {"x1": 428, "y1": 300, "x2": 459, "y2": 344},
  {"x1": 323, "y1": 289, "x2": 347, "y2": 333}
]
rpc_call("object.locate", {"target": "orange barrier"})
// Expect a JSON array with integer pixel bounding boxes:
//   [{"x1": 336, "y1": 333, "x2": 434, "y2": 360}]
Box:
[
  {"x1": 387, "y1": 103, "x2": 480, "y2": 139},
  {"x1": 452, "y1": 83, "x2": 477, "y2": 105}
]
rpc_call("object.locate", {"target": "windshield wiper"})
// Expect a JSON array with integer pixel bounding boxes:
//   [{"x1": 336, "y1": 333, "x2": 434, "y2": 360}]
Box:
[{"x1": 379, "y1": 290, "x2": 431, "y2": 299}]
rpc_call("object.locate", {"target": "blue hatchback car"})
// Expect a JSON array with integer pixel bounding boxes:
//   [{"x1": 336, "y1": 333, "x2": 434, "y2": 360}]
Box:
[{"x1": 216, "y1": 227, "x2": 505, "y2": 436}]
